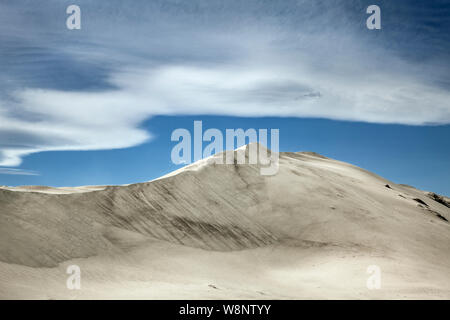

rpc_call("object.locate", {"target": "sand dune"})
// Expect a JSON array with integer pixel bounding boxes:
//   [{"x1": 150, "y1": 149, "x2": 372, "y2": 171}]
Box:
[
  {"x1": 0, "y1": 185, "x2": 106, "y2": 194},
  {"x1": 0, "y1": 145, "x2": 449, "y2": 299}
]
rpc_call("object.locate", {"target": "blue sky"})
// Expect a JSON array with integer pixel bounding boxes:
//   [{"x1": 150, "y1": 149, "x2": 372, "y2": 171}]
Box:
[{"x1": 0, "y1": 1, "x2": 449, "y2": 195}]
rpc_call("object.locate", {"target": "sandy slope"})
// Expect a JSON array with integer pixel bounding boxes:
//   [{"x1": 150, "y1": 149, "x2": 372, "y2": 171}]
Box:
[{"x1": 0, "y1": 145, "x2": 449, "y2": 299}]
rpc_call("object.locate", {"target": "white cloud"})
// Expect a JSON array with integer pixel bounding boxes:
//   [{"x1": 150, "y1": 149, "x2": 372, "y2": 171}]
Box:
[
  {"x1": 0, "y1": 91, "x2": 152, "y2": 166},
  {"x1": 1, "y1": 59, "x2": 449, "y2": 166}
]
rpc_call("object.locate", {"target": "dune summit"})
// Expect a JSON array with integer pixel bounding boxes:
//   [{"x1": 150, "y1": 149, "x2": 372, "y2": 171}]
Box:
[{"x1": 0, "y1": 145, "x2": 449, "y2": 299}]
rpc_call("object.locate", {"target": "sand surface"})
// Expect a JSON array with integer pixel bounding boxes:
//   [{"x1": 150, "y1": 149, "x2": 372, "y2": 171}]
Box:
[{"x1": 0, "y1": 145, "x2": 449, "y2": 299}]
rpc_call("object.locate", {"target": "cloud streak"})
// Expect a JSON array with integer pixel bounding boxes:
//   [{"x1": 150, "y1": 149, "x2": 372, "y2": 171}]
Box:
[{"x1": 0, "y1": 167, "x2": 39, "y2": 176}]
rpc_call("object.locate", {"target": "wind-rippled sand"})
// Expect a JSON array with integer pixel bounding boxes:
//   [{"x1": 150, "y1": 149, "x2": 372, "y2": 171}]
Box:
[{"x1": 1, "y1": 145, "x2": 449, "y2": 299}]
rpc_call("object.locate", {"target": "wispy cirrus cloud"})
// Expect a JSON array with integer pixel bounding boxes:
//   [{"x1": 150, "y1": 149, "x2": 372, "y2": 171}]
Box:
[
  {"x1": 0, "y1": 167, "x2": 39, "y2": 176},
  {"x1": 0, "y1": 0, "x2": 449, "y2": 166}
]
